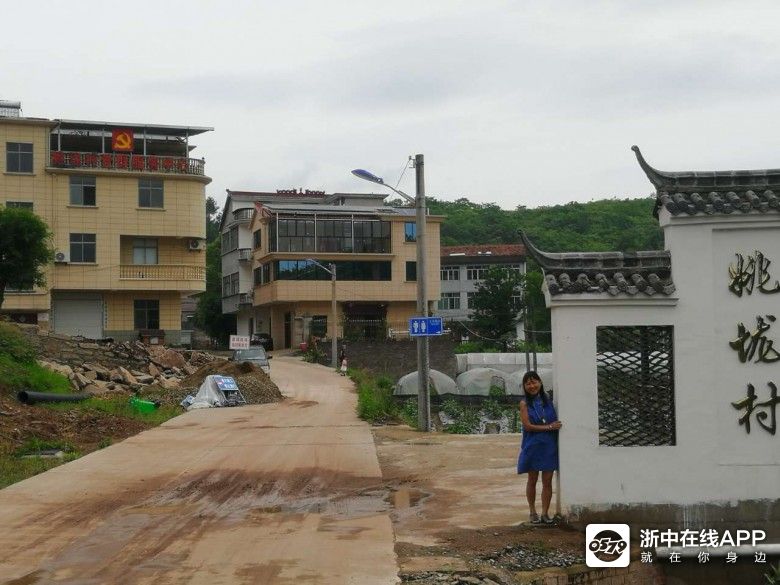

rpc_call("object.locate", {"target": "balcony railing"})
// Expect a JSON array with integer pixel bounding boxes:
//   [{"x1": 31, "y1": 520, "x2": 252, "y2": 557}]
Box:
[
  {"x1": 233, "y1": 208, "x2": 253, "y2": 222},
  {"x1": 50, "y1": 151, "x2": 205, "y2": 176},
  {"x1": 237, "y1": 248, "x2": 252, "y2": 261},
  {"x1": 239, "y1": 292, "x2": 253, "y2": 305},
  {"x1": 119, "y1": 264, "x2": 206, "y2": 280}
]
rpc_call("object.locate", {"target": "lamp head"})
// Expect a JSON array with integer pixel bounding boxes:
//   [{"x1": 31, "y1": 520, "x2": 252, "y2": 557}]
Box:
[{"x1": 351, "y1": 169, "x2": 384, "y2": 185}]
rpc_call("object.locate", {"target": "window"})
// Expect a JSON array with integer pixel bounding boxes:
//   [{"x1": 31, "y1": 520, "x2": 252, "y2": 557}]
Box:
[
  {"x1": 596, "y1": 326, "x2": 675, "y2": 447},
  {"x1": 311, "y1": 315, "x2": 328, "y2": 337},
  {"x1": 138, "y1": 179, "x2": 164, "y2": 208},
  {"x1": 406, "y1": 261, "x2": 417, "y2": 282},
  {"x1": 276, "y1": 218, "x2": 315, "y2": 252},
  {"x1": 261, "y1": 263, "x2": 271, "y2": 284},
  {"x1": 222, "y1": 272, "x2": 240, "y2": 297},
  {"x1": 253, "y1": 229, "x2": 262, "y2": 249},
  {"x1": 438, "y1": 292, "x2": 460, "y2": 310},
  {"x1": 5, "y1": 201, "x2": 33, "y2": 210},
  {"x1": 6, "y1": 142, "x2": 33, "y2": 173},
  {"x1": 132, "y1": 238, "x2": 158, "y2": 264},
  {"x1": 272, "y1": 260, "x2": 391, "y2": 281},
  {"x1": 221, "y1": 226, "x2": 239, "y2": 254},
  {"x1": 441, "y1": 266, "x2": 460, "y2": 281},
  {"x1": 511, "y1": 294, "x2": 523, "y2": 312},
  {"x1": 353, "y1": 220, "x2": 391, "y2": 253},
  {"x1": 404, "y1": 222, "x2": 416, "y2": 242},
  {"x1": 315, "y1": 218, "x2": 353, "y2": 253},
  {"x1": 69, "y1": 176, "x2": 96, "y2": 206},
  {"x1": 467, "y1": 292, "x2": 476, "y2": 309},
  {"x1": 466, "y1": 264, "x2": 489, "y2": 280},
  {"x1": 253, "y1": 267, "x2": 262, "y2": 286},
  {"x1": 134, "y1": 300, "x2": 160, "y2": 329},
  {"x1": 70, "y1": 233, "x2": 96, "y2": 263}
]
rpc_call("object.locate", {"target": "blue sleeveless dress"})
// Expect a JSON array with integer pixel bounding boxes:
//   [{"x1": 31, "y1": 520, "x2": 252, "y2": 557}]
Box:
[{"x1": 517, "y1": 395, "x2": 559, "y2": 474}]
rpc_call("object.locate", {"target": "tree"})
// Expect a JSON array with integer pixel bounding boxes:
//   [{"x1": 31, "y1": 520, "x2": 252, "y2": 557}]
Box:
[
  {"x1": 470, "y1": 266, "x2": 525, "y2": 342},
  {"x1": 194, "y1": 239, "x2": 235, "y2": 344},
  {"x1": 0, "y1": 207, "x2": 53, "y2": 310},
  {"x1": 205, "y1": 196, "x2": 222, "y2": 243}
]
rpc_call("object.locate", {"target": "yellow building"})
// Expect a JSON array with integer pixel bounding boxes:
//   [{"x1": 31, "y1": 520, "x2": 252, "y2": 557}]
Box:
[
  {"x1": 238, "y1": 190, "x2": 442, "y2": 349},
  {"x1": 0, "y1": 102, "x2": 211, "y2": 344}
]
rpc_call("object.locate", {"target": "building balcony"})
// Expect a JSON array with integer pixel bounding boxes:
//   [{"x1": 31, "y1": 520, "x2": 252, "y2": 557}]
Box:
[
  {"x1": 49, "y1": 151, "x2": 205, "y2": 176},
  {"x1": 233, "y1": 208, "x2": 253, "y2": 222},
  {"x1": 237, "y1": 248, "x2": 252, "y2": 262},
  {"x1": 119, "y1": 264, "x2": 206, "y2": 281}
]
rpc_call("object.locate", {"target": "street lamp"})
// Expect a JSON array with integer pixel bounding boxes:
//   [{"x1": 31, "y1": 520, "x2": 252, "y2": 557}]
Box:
[
  {"x1": 305, "y1": 258, "x2": 338, "y2": 370},
  {"x1": 351, "y1": 154, "x2": 430, "y2": 431}
]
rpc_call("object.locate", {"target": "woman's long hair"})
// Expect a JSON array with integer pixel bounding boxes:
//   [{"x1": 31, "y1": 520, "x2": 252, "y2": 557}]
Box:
[{"x1": 521, "y1": 370, "x2": 548, "y2": 405}]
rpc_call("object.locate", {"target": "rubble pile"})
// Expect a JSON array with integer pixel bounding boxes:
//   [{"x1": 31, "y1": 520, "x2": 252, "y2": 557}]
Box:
[{"x1": 38, "y1": 341, "x2": 219, "y2": 397}]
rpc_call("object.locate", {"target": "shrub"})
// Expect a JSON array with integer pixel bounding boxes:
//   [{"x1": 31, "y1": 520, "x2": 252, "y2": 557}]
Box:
[
  {"x1": 482, "y1": 398, "x2": 504, "y2": 419},
  {"x1": 444, "y1": 407, "x2": 481, "y2": 434},
  {"x1": 488, "y1": 385, "x2": 507, "y2": 399},
  {"x1": 352, "y1": 369, "x2": 396, "y2": 424},
  {"x1": 441, "y1": 397, "x2": 463, "y2": 418},
  {"x1": 454, "y1": 340, "x2": 500, "y2": 354},
  {"x1": 0, "y1": 322, "x2": 36, "y2": 363},
  {"x1": 399, "y1": 398, "x2": 418, "y2": 428}
]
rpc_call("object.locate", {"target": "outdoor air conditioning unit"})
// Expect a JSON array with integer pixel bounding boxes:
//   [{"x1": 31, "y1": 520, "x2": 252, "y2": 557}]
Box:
[
  {"x1": 54, "y1": 250, "x2": 69, "y2": 263},
  {"x1": 187, "y1": 238, "x2": 205, "y2": 251}
]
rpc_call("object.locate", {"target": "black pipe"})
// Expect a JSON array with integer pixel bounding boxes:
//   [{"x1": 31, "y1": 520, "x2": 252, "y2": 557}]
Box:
[{"x1": 17, "y1": 391, "x2": 91, "y2": 405}]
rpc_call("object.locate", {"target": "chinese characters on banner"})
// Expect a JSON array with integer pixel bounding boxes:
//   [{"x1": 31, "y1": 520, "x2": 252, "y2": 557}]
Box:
[{"x1": 728, "y1": 251, "x2": 780, "y2": 435}]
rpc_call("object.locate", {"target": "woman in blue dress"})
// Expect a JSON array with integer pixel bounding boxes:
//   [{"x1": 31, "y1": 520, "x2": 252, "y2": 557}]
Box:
[{"x1": 517, "y1": 370, "x2": 562, "y2": 525}]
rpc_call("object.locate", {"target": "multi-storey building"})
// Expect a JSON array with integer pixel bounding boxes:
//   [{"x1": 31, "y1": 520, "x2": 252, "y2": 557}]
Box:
[
  {"x1": 437, "y1": 244, "x2": 526, "y2": 334},
  {"x1": 222, "y1": 189, "x2": 442, "y2": 349},
  {"x1": 0, "y1": 101, "x2": 211, "y2": 344}
]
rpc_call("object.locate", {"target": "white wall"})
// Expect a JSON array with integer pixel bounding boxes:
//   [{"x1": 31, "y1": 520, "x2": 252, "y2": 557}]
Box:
[{"x1": 554, "y1": 211, "x2": 780, "y2": 511}]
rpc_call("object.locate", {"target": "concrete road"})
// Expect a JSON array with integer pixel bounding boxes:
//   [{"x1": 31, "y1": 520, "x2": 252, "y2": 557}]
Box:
[{"x1": 0, "y1": 357, "x2": 398, "y2": 585}]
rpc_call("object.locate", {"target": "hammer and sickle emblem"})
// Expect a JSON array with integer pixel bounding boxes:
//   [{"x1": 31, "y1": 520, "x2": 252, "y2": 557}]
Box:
[{"x1": 115, "y1": 133, "x2": 131, "y2": 149}]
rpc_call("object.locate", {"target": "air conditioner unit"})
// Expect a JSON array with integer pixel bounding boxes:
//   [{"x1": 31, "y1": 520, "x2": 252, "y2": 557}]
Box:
[
  {"x1": 54, "y1": 250, "x2": 69, "y2": 263},
  {"x1": 187, "y1": 238, "x2": 205, "y2": 251}
]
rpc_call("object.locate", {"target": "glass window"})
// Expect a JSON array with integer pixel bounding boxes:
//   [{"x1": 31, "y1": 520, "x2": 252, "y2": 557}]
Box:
[
  {"x1": 133, "y1": 238, "x2": 158, "y2": 264},
  {"x1": 138, "y1": 178, "x2": 164, "y2": 208},
  {"x1": 441, "y1": 266, "x2": 460, "y2": 280},
  {"x1": 262, "y1": 263, "x2": 271, "y2": 284},
  {"x1": 6, "y1": 142, "x2": 33, "y2": 173},
  {"x1": 467, "y1": 264, "x2": 488, "y2": 280},
  {"x1": 70, "y1": 233, "x2": 96, "y2": 263},
  {"x1": 6, "y1": 201, "x2": 33, "y2": 210},
  {"x1": 404, "y1": 222, "x2": 416, "y2": 242},
  {"x1": 69, "y1": 176, "x2": 96, "y2": 206},
  {"x1": 253, "y1": 229, "x2": 262, "y2": 249},
  {"x1": 272, "y1": 260, "x2": 391, "y2": 281},
  {"x1": 406, "y1": 261, "x2": 417, "y2": 282},
  {"x1": 438, "y1": 292, "x2": 460, "y2": 310},
  {"x1": 467, "y1": 292, "x2": 476, "y2": 309},
  {"x1": 134, "y1": 300, "x2": 160, "y2": 329}
]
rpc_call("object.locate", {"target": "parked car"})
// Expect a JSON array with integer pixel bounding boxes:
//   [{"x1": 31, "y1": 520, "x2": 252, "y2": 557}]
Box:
[
  {"x1": 232, "y1": 347, "x2": 272, "y2": 374},
  {"x1": 250, "y1": 333, "x2": 274, "y2": 351}
]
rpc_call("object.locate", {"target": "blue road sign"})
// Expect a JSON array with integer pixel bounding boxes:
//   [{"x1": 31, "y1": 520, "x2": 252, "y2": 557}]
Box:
[{"x1": 409, "y1": 316, "x2": 443, "y2": 337}]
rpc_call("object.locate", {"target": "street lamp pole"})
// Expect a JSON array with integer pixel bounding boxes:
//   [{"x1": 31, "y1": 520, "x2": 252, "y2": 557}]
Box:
[
  {"x1": 351, "y1": 155, "x2": 430, "y2": 431},
  {"x1": 306, "y1": 259, "x2": 338, "y2": 369}
]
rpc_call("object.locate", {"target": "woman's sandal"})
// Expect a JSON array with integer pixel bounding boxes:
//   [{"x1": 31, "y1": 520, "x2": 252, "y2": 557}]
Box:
[{"x1": 528, "y1": 512, "x2": 542, "y2": 525}]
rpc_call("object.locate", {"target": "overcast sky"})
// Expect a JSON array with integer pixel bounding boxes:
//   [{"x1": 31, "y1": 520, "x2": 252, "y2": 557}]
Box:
[{"x1": 4, "y1": 1, "x2": 780, "y2": 211}]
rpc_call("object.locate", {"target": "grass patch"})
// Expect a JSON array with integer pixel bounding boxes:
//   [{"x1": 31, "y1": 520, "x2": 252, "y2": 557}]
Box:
[
  {"x1": 350, "y1": 368, "x2": 403, "y2": 426},
  {"x1": 0, "y1": 354, "x2": 72, "y2": 394},
  {"x1": 44, "y1": 396, "x2": 181, "y2": 426},
  {"x1": 0, "y1": 453, "x2": 81, "y2": 489}
]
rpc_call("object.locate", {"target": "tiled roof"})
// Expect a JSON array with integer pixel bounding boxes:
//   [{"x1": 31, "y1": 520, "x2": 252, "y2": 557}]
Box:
[
  {"x1": 441, "y1": 244, "x2": 526, "y2": 257},
  {"x1": 519, "y1": 231, "x2": 675, "y2": 297},
  {"x1": 633, "y1": 146, "x2": 780, "y2": 217}
]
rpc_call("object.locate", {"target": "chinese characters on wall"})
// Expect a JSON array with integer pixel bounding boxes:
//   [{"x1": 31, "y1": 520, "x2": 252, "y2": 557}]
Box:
[{"x1": 729, "y1": 251, "x2": 780, "y2": 435}]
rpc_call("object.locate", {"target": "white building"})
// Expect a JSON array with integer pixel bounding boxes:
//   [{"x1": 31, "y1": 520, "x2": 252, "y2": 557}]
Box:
[{"x1": 523, "y1": 146, "x2": 780, "y2": 537}]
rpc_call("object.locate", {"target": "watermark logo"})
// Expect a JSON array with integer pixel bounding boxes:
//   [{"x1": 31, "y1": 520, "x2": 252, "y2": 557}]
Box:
[{"x1": 586, "y1": 524, "x2": 630, "y2": 567}]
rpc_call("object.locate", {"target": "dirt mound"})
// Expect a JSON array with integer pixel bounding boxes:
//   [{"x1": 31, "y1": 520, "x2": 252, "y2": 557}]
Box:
[{"x1": 177, "y1": 359, "x2": 284, "y2": 406}]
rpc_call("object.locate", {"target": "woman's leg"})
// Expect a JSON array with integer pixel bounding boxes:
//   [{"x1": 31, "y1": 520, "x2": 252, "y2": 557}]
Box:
[
  {"x1": 541, "y1": 470, "x2": 554, "y2": 517},
  {"x1": 526, "y1": 470, "x2": 539, "y2": 515}
]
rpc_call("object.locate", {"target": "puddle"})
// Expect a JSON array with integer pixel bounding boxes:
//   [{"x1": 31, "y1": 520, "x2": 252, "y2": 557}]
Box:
[{"x1": 390, "y1": 487, "x2": 426, "y2": 510}]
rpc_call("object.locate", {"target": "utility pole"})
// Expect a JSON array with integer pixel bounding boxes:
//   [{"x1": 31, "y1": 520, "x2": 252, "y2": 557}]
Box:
[
  {"x1": 330, "y1": 262, "x2": 338, "y2": 369},
  {"x1": 414, "y1": 154, "x2": 430, "y2": 431}
]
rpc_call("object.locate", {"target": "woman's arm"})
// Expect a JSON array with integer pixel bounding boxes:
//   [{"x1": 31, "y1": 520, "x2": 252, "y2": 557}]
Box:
[{"x1": 519, "y1": 401, "x2": 563, "y2": 432}]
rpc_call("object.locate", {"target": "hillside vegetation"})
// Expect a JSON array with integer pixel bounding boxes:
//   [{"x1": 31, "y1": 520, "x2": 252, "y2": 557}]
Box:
[{"x1": 428, "y1": 196, "x2": 662, "y2": 252}]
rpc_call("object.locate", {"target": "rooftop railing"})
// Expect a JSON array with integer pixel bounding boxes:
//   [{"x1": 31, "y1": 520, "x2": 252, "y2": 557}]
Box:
[{"x1": 50, "y1": 151, "x2": 205, "y2": 176}]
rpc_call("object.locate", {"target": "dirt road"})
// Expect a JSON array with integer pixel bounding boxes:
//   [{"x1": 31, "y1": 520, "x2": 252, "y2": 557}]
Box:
[{"x1": 0, "y1": 357, "x2": 398, "y2": 585}]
